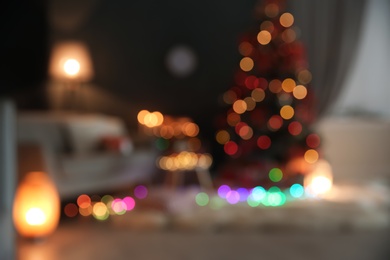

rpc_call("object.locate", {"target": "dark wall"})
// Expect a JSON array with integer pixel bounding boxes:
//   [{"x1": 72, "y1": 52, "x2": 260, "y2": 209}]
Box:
[
  {"x1": 0, "y1": 0, "x2": 48, "y2": 109},
  {"x1": 50, "y1": 0, "x2": 258, "y2": 126}
]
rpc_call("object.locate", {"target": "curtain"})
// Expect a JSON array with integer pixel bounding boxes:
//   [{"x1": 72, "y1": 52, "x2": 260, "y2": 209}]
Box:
[{"x1": 287, "y1": 0, "x2": 367, "y2": 117}]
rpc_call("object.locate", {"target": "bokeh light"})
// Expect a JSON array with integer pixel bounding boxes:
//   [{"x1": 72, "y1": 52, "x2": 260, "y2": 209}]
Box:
[
  {"x1": 251, "y1": 88, "x2": 265, "y2": 102},
  {"x1": 226, "y1": 190, "x2": 240, "y2": 204},
  {"x1": 247, "y1": 196, "x2": 261, "y2": 207},
  {"x1": 280, "y1": 12, "x2": 294, "y2": 27},
  {"x1": 218, "y1": 185, "x2": 231, "y2": 199},
  {"x1": 288, "y1": 121, "x2": 302, "y2": 136},
  {"x1": 245, "y1": 75, "x2": 257, "y2": 89},
  {"x1": 64, "y1": 203, "x2": 78, "y2": 218},
  {"x1": 233, "y1": 99, "x2": 247, "y2": 114},
  {"x1": 251, "y1": 186, "x2": 266, "y2": 201},
  {"x1": 269, "y1": 168, "x2": 283, "y2": 182},
  {"x1": 227, "y1": 112, "x2": 241, "y2": 126},
  {"x1": 137, "y1": 110, "x2": 149, "y2": 125},
  {"x1": 92, "y1": 202, "x2": 109, "y2": 221},
  {"x1": 306, "y1": 134, "x2": 321, "y2": 148},
  {"x1": 195, "y1": 192, "x2": 209, "y2": 206},
  {"x1": 257, "y1": 135, "x2": 271, "y2": 150},
  {"x1": 216, "y1": 130, "x2": 230, "y2": 145},
  {"x1": 134, "y1": 185, "x2": 148, "y2": 199},
  {"x1": 293, "y1": 85, "x2": 307, "y2": 100},
  {"x1": 223, "y1": 90, "x2": 237, "y2": 104},
  {"x1": 290, "y1": 183, "x2": 305, "y2": 198},
  {"x1": 224, "y1": 141, "x2": 238, "y2": 156},
  {"x1": 122, "y1": 196, "x2": 136, "y2": 211},
  {"x1": 101, "y1": 195, "x2": 114, "y2": 205},
  {"x1": 281, "y1": 28, "x2": 296, "y2": 43},
  {"x1": 282, "y1": 78, "x2": 296, "y2": 93},
  {"x1": 77, "y1": 194, "x2": 91, "y2": 209},
  {"x1": 260, "y1": 21, "x2": 275, "y2": 33},
  {"x1": 280, "y1": 105, "x2": 295, "y2": 120},
  {"x1": 238, "y1": 125, "x2": 253, "y2": 140},
  {"x1": 240, "y1": 57, "x2": 254, "y2": 72},
  {"x1": 209, "y1": 196, "x2": 226, "y2": 210},
  {"x1": 111, "y1": 199, "x2": 127, "y2": 215},
  {"x1": 238, "y1": 41, "x2": 253, "y2": 56},
  {"x1": 297, "y1": 69, "x2": 312, "y2": 84},
  {"x1": 268, "y1": 115, "x2": 283, "y2": 131},
  {"x1": 304, "y1": 149, "x2": 319, "y2": 164},
  {"x1": 183, "y1": 122, "x2": 199, "y2": 137},
  {"x1": 237, "y1": 188, "x2": 250, "y2": 202},
  {"x1": 269, "y1": 79, "x2": 282, "y2": 93},
  {"x1": 257, "y1": 30, "x2": 272, "y2": 45},
  {"x1": 266, "y1": 188, "x2": 286, "y2": 206},
  {"x1": 198, "y1": 154, "x2": 213, "y2": 169},
  {"x1": 265, "y1": 3, "x2": 279, "y2": 18},
  {"x1": 244, "y1": 97, "x2": 256, "y2": 111},
  {"x1": 79, "y1": 205, "x2": 92, "y2": 217}
]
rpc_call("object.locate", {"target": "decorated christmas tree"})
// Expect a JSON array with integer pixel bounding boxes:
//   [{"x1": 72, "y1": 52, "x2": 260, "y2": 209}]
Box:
[{"x1": 214, "y1": 0, "x2": 321, "y2": 190}]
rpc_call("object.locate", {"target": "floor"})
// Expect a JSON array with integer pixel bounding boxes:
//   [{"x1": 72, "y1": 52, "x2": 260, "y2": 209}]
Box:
[
  {"x1": 17, "y1": 183, "x2": 390, "y2": 260},
  {"x1": 17, "y1": 221, "x2": 390, "y2": 260}
]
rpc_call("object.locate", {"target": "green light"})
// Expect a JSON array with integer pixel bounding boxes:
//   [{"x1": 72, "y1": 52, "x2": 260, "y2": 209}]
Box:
[
  {"x1": 251, "y1": 186, "x2": 266, "y2": 201},
  {"x1": 261, "y1": 187, "x2": 286, "y2": 207},
  {"x1": 195, "y1": 192, "x2": 209, "y2": 206},
  {"x1": 269, "y1": 168, "x2": 283, "y2": 182},
  {"x1": 155, "y1": 138, "x2": 170, "y2": 151},
  {"x1": 247, "y1": 195, "x2": 261, "y2": 207},
  {"x1": 209, "y1": 196, "x2": 225, "y2": 210},
  {"x1": 268, "y1": 186, "x2": 281, "y2": 193},
  {"x1": 266, "y1": 191, "x2": 286, "y2": 207},
  {"x1": 101, "y1": 195, "x2": 113, "y2": 204}
]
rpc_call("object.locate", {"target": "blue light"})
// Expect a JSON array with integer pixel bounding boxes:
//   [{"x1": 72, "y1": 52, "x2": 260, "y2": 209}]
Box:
[
  {"x1": 251, "y1": 186, "x2": 266, "y2": 201},
  {"x1": 290, "y1": 183, "x2": 304, "y2": 198},
  {"x1": 237, "y1": 188, "x2": 249, "y2": 202}
]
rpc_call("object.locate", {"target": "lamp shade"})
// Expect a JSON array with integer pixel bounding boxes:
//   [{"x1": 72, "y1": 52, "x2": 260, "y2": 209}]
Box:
[
  {"x1": 49, "y1": 41, "x2": 94, "y2": 81},
  {"x1": 13, "y1": 171, "x2": 60, "y2": 238}
]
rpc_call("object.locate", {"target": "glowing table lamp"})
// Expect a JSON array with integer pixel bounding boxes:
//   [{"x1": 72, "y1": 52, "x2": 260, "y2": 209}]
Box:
[
  {"x1": 49, "y1": 41, "x2": 94, "y2": 82},
  {"x1": 13, "y1": 171, "x2": 60, "y2": 238}
]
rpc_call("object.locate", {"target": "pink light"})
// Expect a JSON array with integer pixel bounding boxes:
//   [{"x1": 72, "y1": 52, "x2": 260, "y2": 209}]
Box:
[
  {"x1": 226, "y1": 190, "x2": 240, "y2": 204},
  {"x1": 122, "y1": 196, "x2": 136, "y2": 211},
  {"x1": 111, "y1": 199, "x2": 126, "y2": 214}
]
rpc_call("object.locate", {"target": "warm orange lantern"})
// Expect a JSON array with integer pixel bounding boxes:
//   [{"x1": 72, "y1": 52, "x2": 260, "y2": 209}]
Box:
[
  {"x1": 13, "y1": 172, "x2": 60, "y2": 238},
  {"x1": 304, "y1": 159, "x2": 333, "y2": 197}
]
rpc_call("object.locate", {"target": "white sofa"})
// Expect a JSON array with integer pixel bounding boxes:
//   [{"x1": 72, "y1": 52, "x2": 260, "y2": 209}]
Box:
[{"x1": 17, "y1": 111, "x2": 157, "y2": 200}]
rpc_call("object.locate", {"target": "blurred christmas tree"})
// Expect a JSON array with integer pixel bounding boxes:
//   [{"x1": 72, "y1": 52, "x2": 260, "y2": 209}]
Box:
[{"x1": 214, "y1": 0, "x2": 321, "y2": 189}]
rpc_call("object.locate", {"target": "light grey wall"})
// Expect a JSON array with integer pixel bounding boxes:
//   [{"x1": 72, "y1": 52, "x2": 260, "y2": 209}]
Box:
[{"x1": 333, "y1": 0, "x2": 390, "y2": 118}]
